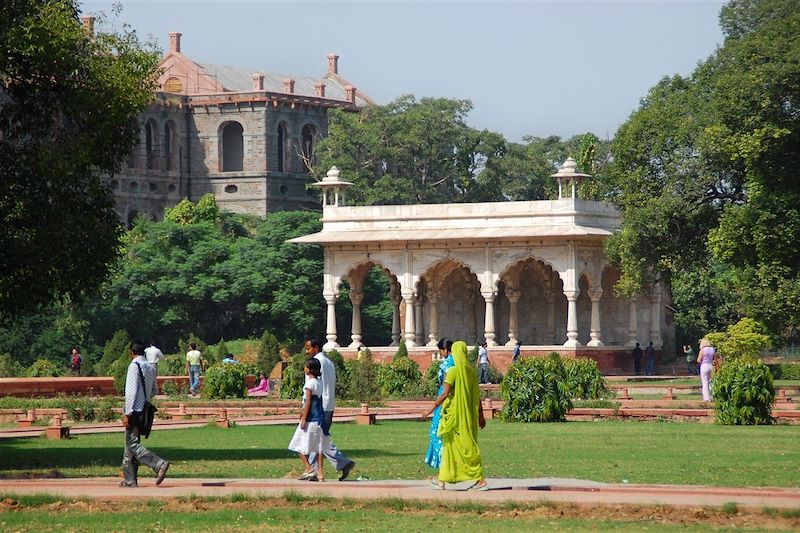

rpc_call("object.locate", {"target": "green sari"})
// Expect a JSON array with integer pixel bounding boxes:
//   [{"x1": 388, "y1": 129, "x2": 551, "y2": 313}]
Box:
[{"x1": 437, "y1": 341, "x2": 483, "y2": 483}]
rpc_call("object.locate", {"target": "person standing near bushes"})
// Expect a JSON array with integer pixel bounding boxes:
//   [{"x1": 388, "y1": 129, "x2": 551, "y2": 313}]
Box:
[
  {"x1": 185, "y1": 343, "x2": 204, "y2": 396},
  {"x1": 683, "y1": 344, "x2": 696, "y2": 375},
  {"x1": 145, "y1": 340, "x2": 165, "y2": 370},
  {"x1": 121, "y1": 342, "x2": 169, "y2": 487},
  {"x1": 697, "y1": 338, "x2": 716, "y2": 402},
  {"x1": 478, "y1": 341, "x2": 490, "y2": 384}
]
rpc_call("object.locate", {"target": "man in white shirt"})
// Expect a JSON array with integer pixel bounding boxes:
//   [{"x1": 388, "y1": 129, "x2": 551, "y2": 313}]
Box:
[
  {"x1": 144, "y1": 340, "x2": 165, "y2": 368},
  {"x1": 478, "y1": 342, "x2": 490, "y2": 384},
  {"x1": 121, "y1": 342, "x2": 169, "y2": 487},
  {"x1": 305, "y1": 338, "x2": 356, "y2": 481}
]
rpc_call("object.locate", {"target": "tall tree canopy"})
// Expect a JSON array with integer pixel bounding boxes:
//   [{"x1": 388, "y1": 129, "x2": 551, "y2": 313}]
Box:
[
  {"x1": 0, "y1": 0, "x2": 160, "y2": 317},
  {"x1": 606, "y1": 0, "x2": 800, "y2": 341}
]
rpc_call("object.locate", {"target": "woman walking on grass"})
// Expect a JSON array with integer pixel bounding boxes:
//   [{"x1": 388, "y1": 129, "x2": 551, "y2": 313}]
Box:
[{"x1": 424, "y1": 340, "x2": 487, "y2": 491}]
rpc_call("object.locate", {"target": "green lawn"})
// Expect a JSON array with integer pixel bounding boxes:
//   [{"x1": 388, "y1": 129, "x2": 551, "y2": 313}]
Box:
[
  {"x1": 1, "y1": 420, "x2": 799, "y2": 488},
  {"x1": 2, "y1": 495, "x2": 798, "y2": 532}
]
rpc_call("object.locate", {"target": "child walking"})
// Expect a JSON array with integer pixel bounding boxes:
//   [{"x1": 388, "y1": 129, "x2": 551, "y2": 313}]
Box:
[{"x1": 288, "y1": 358, "x2": 328, "y2": 481}]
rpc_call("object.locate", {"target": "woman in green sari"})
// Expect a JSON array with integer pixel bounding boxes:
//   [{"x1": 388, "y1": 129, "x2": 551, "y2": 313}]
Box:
[{"x1": 424, "y1": 340, "x2": 487, "y2": 491}]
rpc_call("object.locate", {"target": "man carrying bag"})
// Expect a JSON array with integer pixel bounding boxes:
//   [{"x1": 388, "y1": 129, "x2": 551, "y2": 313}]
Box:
[{"x1": 120, "y1": 342, "x2": 170, "y2": 488}]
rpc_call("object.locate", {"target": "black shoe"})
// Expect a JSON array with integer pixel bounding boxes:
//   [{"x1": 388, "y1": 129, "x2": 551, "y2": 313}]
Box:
[
  {"x1": 339, "y1": 461, "x2": 355, "y2": 481},
  {"x1": 156, "y1": 461, "x2": 170, "y2": 486},
  {"x1": 119, "y1": 481, "x2": 138, "y2": 488}
]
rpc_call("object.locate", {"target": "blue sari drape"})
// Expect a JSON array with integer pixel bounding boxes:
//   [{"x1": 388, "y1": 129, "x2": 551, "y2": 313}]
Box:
[{"x1": 424, "y1": 354, "x2": 454, "y2": 468}]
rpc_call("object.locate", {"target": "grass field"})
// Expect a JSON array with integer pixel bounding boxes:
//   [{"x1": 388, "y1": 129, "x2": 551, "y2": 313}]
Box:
[
  {"x1": 1, "y1": 494, "x2": 799, "y2": 532},
  {"x1": 1, "y1": 420, "x2": 798, "y2": 488}
]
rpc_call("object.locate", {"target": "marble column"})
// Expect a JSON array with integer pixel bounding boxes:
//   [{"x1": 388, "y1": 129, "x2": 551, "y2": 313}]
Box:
[
  {"x1": 389, "y1": 284, "x2": 401, "y2": 346},
  {"x1": 587, "y1": 288, "x2": 604, "y2": 346},
  {"x1": 414, "y1": 295, "x2": 424, "y2": 345},
  {"x1": 349, "y1": 290, "x2": 364, "y2": 348},
  {"x1": 403, "y1": 293, "x2": 416, "y2": 347},
  {"x1": 466, "y1": 285, "x2": 478, "y2": 344},
  {"x1": 649, "y1": 290, "x2": 661, "y2": 348},
  {"x1": 483, "y1": 291, "x2": 497, "y2": 347},
  {"x1": 427, "y1": 291, "x2": 439, "y2": 347},
  {"x1": 563, "y1": 289, "x2": 580, "y2": 346},
  {"x1": 324, "y1": 294, "x2": 339, "y2": 351},
  {"x1": 546, "y1": 291, "x2": 556, "y2": 344},
  {"x1": 628, "y1": 299, "x2": 638, "y2": 347},
  {"x1": 505, "y1": 287, "x2": 521, "y2": 346}
]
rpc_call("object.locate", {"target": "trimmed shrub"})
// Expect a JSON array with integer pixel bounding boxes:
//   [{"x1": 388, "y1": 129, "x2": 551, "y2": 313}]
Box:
[
  {"x1": 348, "y1": 348, "x2": 381, "y2": 403},
  {"x1": 326, "y1": 349, "x2": 349, "y2": 398},
  {"x1": 712, "y1": 358, "x2": 775, "y2": 425},
  {"x1": 378, "y1": 356, "x2": 422, "y2": 397},
  {"x1": 0, "y1": 353, "x2": 23, "y2": 377},
  {"x1": 487, "y1": 364, "x2": 504, "y2": 385},
  {"x1": 393, "y1": 339, "x2": 408, "y2": 361},
  {"x1": 109, "y1": 356, "x2": 131, "y2": 393},
  {"x1": 256, "y1": 330, "x2": 281, "y2": 376},
  {"x1": 280, "y1": 352, "x2": 307, "y2": 399},
  {"x1": 161, "y1": 379, "x2": 188, "y2": 398},
  {"x1": 26, "y1": 358, "x2": 64, "y2": 377},
  {"x1": 203, "y1": 362, "x2": 257, "y2": 399},
  {"x1": 707, "y1": 318, "x2": 770, "y2": 362},
  {"x1": 501, "y1": 353, "x2": 572, "y2": 422},
  {"x1": 160, "y1": 354, "x2": 186, "y2": 376},
  {"x1": 563, "y1": 357, "x2": 609, "y2": 399},
  {"x1": 96, "y1": 329, "x2": 130, "y2": 376},
  {"x1": 216, "y1": 338, "x2": 230, "y2": 363},
  {"x1": 467, "y1": 345, "x2": 479, "y2": 365},
  {"x1": 420, "y1": 359, "x2": 444, "y2": 397},
  {"x1": 767, "y1": 363, "x2": 800, "y2": 380}
]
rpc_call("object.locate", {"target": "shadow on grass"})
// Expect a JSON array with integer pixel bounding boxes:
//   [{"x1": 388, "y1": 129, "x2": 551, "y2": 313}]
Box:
[{"x1": 0, "y1": 443, "x2": 412, "y2": 472}]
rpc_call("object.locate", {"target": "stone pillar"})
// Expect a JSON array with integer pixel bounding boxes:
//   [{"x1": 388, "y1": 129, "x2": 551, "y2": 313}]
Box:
[
  {"x1": 403, "y1": 292, "x2": 416, "y2": 347},
  {"x1": 588, "y1": 288, "x2": 604, "y2": 346},
  {"x1": 324, "y1": 294, "x2": 339, "y2": 351},
  {"x1": 482, "y1": 291, "x2": 497, "y2": 347},
  {"x1": 466, "y1": 285, "x2": 478, "y2": 344},
  {"x1": 349, "y1": 290, "x2": 364, "y2": 348},
  {"x1": 505, "y1": 287, "x2": 521, "y2": 346},
  {"x1": 546, "y1": 291, "x2": 556, "y2": 344},
  {"x1": 649, "y1": 289, "x2": 662, "y2": 348},
  {"x1": 628, "y1": 299, "x2": 638, "y2": 347},
  {"x1": 414, "y1": 295, "x2": 424, "y2": 345},
  {"x1": 427, "y1": 291, "x2": 439, "y2": 347},
  {"x1": 563, "y1": 289, "x2": 580, "y2": 346},
  {"x1": 390, "y1": 284, "x2": 402, "y2": 346}
]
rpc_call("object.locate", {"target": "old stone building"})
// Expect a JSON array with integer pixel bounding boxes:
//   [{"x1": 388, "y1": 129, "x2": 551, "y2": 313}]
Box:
[{"x1": 107, "y1": 26, "x2": 372, "y2": 224}]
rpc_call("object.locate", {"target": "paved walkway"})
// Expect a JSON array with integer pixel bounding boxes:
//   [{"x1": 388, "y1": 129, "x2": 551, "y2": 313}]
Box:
[{"x1": 1, "y1": 477, "x2": 799, "y2": 510}]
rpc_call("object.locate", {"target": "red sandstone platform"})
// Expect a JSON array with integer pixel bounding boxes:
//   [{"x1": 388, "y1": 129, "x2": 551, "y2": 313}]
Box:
[{"x1": 0, "y1": 477, "x2": 798, "y2": 510}]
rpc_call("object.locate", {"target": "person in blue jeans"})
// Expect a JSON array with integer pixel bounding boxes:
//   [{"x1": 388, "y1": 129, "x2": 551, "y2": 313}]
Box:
[
  {"x1": 185, "y1": 343, "x2": 204, "y2": 395},
  {"x1": 644, "y1": 341, "x2": 656, "y2": 376}
]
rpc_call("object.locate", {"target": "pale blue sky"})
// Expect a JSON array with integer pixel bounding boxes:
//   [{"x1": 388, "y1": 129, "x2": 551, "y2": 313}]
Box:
[{"x1": 81, "y1": 1, "x2": 725, "y2": 142}]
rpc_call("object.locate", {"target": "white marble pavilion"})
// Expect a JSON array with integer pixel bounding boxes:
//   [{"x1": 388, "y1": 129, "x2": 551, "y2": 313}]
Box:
[{"x1": 289, "y1": 160, "x2": 674, "y2": 373}]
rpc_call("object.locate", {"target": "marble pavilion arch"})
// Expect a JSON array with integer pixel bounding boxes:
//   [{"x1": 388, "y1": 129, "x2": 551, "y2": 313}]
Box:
[{"x1": 289, "y1": 160, "x2": 675, "y2": 374}]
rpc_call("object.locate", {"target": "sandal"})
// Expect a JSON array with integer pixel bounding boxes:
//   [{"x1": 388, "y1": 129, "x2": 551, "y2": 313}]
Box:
[
  {"x1": 468, "y1": 480, "x2": 489, "y2": 491},
  {"x1": 428, "y1": 477, "x2": 445, "y2": 490}
]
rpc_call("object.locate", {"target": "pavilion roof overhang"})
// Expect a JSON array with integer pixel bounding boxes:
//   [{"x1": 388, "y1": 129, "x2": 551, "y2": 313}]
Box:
[{"x1": 288, "y1": 198, "x2": 620, "y2": 246}]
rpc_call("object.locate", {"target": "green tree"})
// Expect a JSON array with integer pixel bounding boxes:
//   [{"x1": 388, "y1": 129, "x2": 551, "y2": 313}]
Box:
[
  {"x1": 256, "y1": 330, "x2": 281, "y2": 375},
  {"x1": 605, "y1": 0, "x2": 800, "y2": 341},
  {"x1": 96, "y1": 329, "x2": 131, "y2": 376},
  {"x1": 0, "y1": 1, "x2": 160, "y2": 316}
]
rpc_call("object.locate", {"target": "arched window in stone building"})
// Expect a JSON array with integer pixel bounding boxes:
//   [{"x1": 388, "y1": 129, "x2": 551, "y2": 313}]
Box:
[
  {"x1": 145, "y1": 119, "x2": 159, "y2": 170},
  {"x1": 221, "y1": 122, "x2": 244, "y2": 172},
  {"x1": 164, "y1": 122, "x2": 175, "y2": 171},
  {"x1": 301, "y1": 124, "x2": 317, "y2": 173},
  {"x1": 164, "y1": 77, "x2": 183, "y2": 93},
  {"x1": 277, "y1": 122, "x2": 290, "y2": 172}
]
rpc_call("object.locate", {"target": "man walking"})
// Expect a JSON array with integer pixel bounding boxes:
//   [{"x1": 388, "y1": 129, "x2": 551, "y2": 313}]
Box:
[
  {"x1": 145, "y1": 340, "x2": 165, "y2": 369},
  {"x1": 478, "y1": 342, "x2": 490, "y2": 384},
  {"x1": 121, "y1": 342, "x2": 169, "y2": 487},
  {"x1": 632, "y1": 343, "x2": 642, "y2": 375},
  {"x1": 305, "y1": 339, "x2": 356, "y2": 481},
  {"x1": 185, "y1": 343, "x2": 203, "y2": 396},
  {"x1": 644, "y1": 341, "x2": 656, "y2": 376}
]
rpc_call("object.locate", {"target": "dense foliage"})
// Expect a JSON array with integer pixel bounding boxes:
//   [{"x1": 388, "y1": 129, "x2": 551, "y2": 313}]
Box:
[
  {"x1": 256, "y1": 331, "x2": 281, "y2": 376},
  {"x1": 707, "y1": 318, "x2": 771, "y2": 362},
  {"x1": 203, "y1": 363, "x2": 257, "y2": 399},
  {"x1": 562, "y1": 357, "x2": 609, "y2": 400},
  {"x1": 378, "y1": 356, "x2": 422, "y2": 397},
  {"x1": 712, "y1": 358, "x2": 775, "y2": 425},
  {"x1": 605, "y1": 0, "x2": 800, "y2": 343},
  {"x1": 500, "y1": 354, "x2": 573, "y2": 422},
  {"x1": 0, "y1": 0, "x2": 160, "y2": 316}
]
